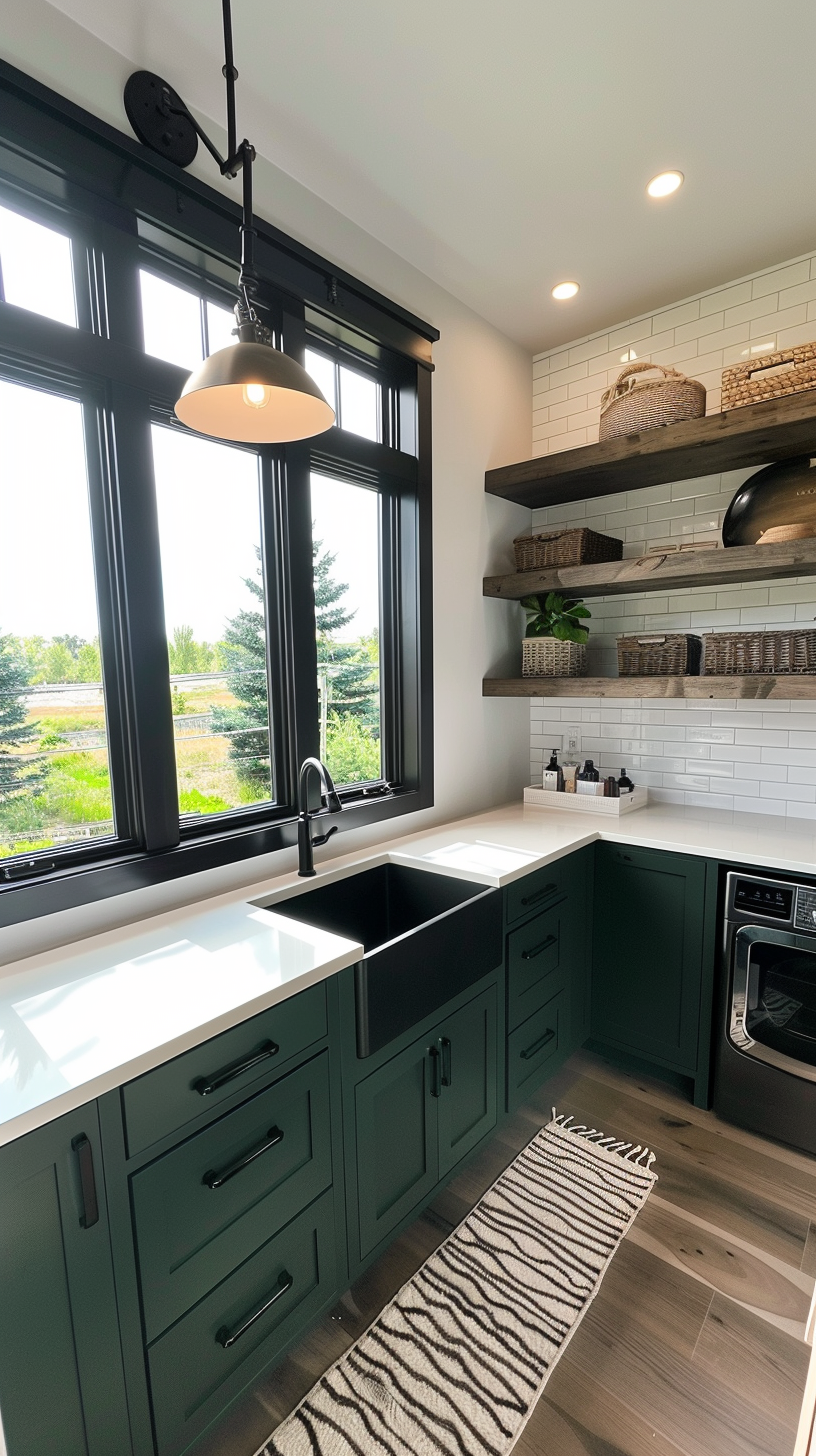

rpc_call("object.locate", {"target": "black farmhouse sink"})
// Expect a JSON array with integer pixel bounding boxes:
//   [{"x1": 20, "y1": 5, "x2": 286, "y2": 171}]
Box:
[{"x1": 257, "y1": 863, "x2": 502, "y2": 1056}]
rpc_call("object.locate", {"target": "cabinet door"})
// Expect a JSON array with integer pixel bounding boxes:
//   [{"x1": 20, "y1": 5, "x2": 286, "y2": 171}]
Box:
[
  {"x1": 592, "y1": 843, "x2": 706, "y2": 1071},
  {"x1": 355, "y1": 1035, "x2": 438, "y2": 1259},
  {"x1": 0, "y1": 1106, "x2": 131, "y2": 1456},
  {"x1": 437, "y1": 987, "x2": 498, "y2": 1180}
]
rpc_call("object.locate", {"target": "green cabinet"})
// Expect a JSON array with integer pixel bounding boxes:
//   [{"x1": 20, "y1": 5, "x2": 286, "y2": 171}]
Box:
[
  {"x1": 0, "y1": 1106, "x2": 131, "y2": 1456},
  {"x1": 592, "y1": 843, "x2": 707, "y2": 1077},
  {"x1": 354, "y1": 984, "x2": 498, "y2": 1260}
]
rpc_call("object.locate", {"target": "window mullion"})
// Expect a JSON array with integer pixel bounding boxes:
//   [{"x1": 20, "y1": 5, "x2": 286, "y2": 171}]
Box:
[
  {"x1": 259, "y1": 450, "x2": 294, "y2": 812},
  {"x1": 108, "y1": 381, "x2": 180, "y2": 851}
]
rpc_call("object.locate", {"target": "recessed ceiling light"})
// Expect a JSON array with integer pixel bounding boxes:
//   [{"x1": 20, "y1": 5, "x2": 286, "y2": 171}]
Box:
[
  {"x1": 552, "y1": 281, "x2": 579, "y2": 300},
  {"x1": 647, "y1": 170, "x2": 684, "y2": 199}
]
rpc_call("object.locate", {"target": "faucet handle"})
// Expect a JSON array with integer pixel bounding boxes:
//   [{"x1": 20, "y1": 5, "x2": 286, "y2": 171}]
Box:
[{"x1": 312, "y1": 824, "x2": 339, "y2": 849}]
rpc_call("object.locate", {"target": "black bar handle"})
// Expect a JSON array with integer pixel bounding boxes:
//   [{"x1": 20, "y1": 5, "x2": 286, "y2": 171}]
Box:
[
  {"x1": 521, "y1": 935, "x2": 557, "y2": 962},
  {"x1": 521, "y1": 883, "x2": 557, "y2": 908},
  {"x1": 193, "y1": 1038, "x2": 279, "y2": 1097},
  {"x1": 72, "y1": 1134, "x2": 99, "y2": 1229},
  {"x1": 429, "y1": 1045, "x2": 441, "y2": 1097},
  {"x1": 215, "y1": 1270, "x2": 293, "y2": 1349},
  {"x1": 520, "y1": 1028, "x2": 555, "y2": 1061},
  {"x1": 203, "y1": 1126, "x2": 284, "y2": 1190},
  {"x1": 439, "y1": 1036, "x2": 452, "y2": 1087}
]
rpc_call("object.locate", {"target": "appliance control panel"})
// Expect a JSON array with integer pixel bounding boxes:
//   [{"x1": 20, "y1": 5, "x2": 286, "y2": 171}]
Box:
[
  {"x1": 731, "y1": 876, "x2": 794, "y2": 922},
  {"x1": 795, "y1": 886, "x2": 816, "y2": 933}
]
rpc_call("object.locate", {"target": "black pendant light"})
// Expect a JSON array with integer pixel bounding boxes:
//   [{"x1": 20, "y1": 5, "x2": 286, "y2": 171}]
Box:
[{"x1": 123, "y1": 2, "x2": 335, "y2": 444}]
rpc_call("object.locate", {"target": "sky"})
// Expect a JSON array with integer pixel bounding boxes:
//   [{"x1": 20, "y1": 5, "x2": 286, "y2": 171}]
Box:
[{"x1": 0, "y1": 383, "x2": 380, "y2": 648}]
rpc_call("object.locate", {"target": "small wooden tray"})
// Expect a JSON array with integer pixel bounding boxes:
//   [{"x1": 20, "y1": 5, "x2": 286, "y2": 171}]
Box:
[{"x1": 523, "y1": 785, "x2": 649, "y2": 815}]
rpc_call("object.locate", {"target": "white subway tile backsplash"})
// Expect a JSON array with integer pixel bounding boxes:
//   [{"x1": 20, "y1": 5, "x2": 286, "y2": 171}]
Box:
[{"x1": 530, "y1": 249, "x2": 816, "y2": 819}]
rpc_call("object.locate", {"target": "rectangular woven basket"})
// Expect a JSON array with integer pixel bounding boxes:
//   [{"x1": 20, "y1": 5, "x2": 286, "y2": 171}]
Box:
[
  {"x1": 514, "y1": 527, "x2": 622, "y2": 572},
  {"x1": 721, "y1": 342, "x2": 816, "y2": 410},
  {"x1": 617, "y1": 634, "x2": 702, "y2": 677},
  {"x1": 522, "y1": 638, "x2": 587, "y2": 677},
  {"x1": 703, "y1": 630, "x2": 816, "y2": 675}
]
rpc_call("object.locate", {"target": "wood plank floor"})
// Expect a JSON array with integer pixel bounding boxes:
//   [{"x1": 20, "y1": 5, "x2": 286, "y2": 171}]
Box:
[{"x1": 194, "y1": 1051, "x2": 815, "y2": 1456}]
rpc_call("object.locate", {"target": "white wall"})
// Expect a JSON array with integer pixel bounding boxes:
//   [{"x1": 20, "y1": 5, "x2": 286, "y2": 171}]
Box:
[
  {"x1": 0, "y1": 1, "x2": 531, "y2": 964},
  {"x1": 528, "y1": 251, "x2": 816, "y2": 820}
]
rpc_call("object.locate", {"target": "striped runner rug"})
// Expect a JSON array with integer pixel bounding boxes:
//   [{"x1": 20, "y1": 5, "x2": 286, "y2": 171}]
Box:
[{"x1": 256, "y1": 1111, "x2": 656, "y2": 1456}]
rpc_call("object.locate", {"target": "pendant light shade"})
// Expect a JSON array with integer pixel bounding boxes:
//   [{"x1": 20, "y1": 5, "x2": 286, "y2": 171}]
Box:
[{"x1": 174, "y1": 341, "x2": 335, "y2": 443}]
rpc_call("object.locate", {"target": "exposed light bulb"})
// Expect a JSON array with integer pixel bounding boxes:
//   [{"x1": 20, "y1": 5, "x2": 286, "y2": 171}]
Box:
[
  {"x1": 243, "y1": 382, "x2": 270, "y2": 408},
  {"x1": 646, "y1": 171, "x2": 684, "y2": 199},
  {"x1": 552, "y1": 281, "x2": 579, "y2": 301}
]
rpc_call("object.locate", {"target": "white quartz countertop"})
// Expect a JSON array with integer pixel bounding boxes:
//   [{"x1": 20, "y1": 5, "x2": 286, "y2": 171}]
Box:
[{"x1": 2, "y1": 796, "x2": 815, "y2": 1147}]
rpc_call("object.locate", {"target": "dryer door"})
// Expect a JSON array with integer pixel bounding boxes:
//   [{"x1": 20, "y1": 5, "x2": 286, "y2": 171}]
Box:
[{"x1": 731, "y1": 924, "x2": 816, "y2": 1081}]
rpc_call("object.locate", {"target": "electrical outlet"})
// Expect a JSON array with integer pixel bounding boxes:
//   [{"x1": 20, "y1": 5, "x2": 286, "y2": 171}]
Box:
[{"x1": 565, "y1": 724, "x2": 581, "y2": 757}]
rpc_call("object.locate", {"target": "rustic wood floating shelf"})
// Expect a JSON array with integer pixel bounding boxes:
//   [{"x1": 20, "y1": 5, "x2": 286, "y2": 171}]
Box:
[
  {"x1": 483, "y1": 675, "x2": 816, "y2": 700},
  {"x1": 485, "y1": 390, "x2": 816, "y2": 509},
  {"x1": 484, "y1": 537, "x2": 816, "y2": 602}
]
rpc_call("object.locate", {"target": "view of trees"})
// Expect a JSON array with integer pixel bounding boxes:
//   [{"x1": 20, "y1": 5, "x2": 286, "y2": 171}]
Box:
[{"x1": 0, "y1": 532, "x2": 381, "y2": 858}]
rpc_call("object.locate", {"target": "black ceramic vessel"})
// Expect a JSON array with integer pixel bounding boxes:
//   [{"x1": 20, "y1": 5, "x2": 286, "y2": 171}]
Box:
[{"x1": 722, "y1": 456, "x2": 816, "y2": 546}]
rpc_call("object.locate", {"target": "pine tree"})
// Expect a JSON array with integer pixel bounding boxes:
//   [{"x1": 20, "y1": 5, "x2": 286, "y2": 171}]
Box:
[
  {"x1": 212, "y1": 538, "x2": 378, "y2": 793},
  {"x1": 0, "y1": 634, "x2": 40, "y2": 803}
]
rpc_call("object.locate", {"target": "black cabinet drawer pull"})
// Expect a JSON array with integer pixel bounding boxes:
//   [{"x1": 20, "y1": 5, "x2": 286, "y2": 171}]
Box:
[
  {"x1": 520, "y1": 1028, "x2": 555, "y2": 1061},
  {"x1": 203, "y1": 1126, "x2": 285, "y2": 1190},
  {"x1": 72, "y1": 1134, "x2": 99, "y2": 1229},
  {"x1": 521, "y1": 883, "x2": 557, "y2": 908},
  {"x1": 215, "y1": 1270, "x2": 293, "y2": 1349},
  {"x1": 440, "y1": 1036, "x2": 452, "y2": 1087},
  {"x1": 193, "y1": 1039, "x2": 279, "y2": 1097},
  {"x1": 521, "y1": 934, "x2": 557, "y2": 961},
  {"x1": 429, "y1": 1044, "x2": 442, "y2": 1097}
]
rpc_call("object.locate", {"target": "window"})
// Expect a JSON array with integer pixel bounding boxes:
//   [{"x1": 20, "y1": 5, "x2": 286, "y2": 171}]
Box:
[
  {"x1": 0, "y1": 66, "x2": 434, "y2": 922},
  {"x1": 152, "y1": 426, "x2": 273, "y2": 818},
  {"x1": 0, "y1": 380, "x2": 113, "y2": 859},
  {"x1": 0, "y1": 204, "x2": 76, "y2": 327},
  {"x1": 311, "y1": 473, "x2": 382, "y2": 785}
]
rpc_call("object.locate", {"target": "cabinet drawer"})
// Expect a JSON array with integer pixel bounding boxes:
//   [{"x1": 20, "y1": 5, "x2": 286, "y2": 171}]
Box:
[
  {"x1": 507, "y1": 903, "x2": 565, "y2": 1031},
  {"x1": 147, "y1": 1188, "x2": 337, "y2": 1456},
  {"x1": 507, "y1": 991, "x2": 563, "y2": 1110},
  {"x1": 133, "y1": 1052, "x2": 332, "y2": 1341},
  {"x1": 506, "y1": 863, "x2": 567, "y2": 927},
  {"x1": 123, "y1": 983, "x2": 327, "y2": 1156}
]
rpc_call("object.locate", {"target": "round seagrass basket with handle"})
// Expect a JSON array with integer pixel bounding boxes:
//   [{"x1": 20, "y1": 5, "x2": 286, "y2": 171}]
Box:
[{"x1": 599, "y1": 361, "x2": 706, "y2": 441}]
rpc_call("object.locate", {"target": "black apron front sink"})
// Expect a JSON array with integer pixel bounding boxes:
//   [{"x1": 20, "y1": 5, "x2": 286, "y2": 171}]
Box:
[{"x1": 257, "y1": 863, "x2": 502, "y2": 1056}]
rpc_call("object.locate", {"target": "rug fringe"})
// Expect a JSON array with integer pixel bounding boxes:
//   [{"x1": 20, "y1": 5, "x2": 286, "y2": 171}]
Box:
[{"x1": 551, "y1": 1108, "x2": 656, "y2": 1169}]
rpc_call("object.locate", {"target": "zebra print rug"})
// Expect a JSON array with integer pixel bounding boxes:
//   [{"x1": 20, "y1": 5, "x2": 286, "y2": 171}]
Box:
[{"x1": 256, "y1": 1112, "x2": 657, "y2": 1456}]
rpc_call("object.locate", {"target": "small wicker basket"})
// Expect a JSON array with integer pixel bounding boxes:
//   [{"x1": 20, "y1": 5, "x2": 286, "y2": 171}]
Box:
[
  {"x1": 522, "y1": 638, "x2": 587, "y2": 678},
  {"x1": 513, "y1": 527, "x2": 623, "y2": 572},
  {"x1": 617, "y1": 634, "x2": 702, "y2": 677},
  {"x1": 599, "y1": 362, "x2": 706, "y2": 441},
  {"x1": 703, "y1": 630, "x2": 816, "y2": 675},
  {"x1": 721, "y1": 342, "x2": 816, "y2": 411}
]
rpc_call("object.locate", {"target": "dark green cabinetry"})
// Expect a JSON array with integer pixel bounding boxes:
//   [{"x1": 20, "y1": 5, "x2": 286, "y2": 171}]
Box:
[
  {"x1": 0, "y1": 1106, "x2": 131, "y2": 1456},
  {"x1": 354, "y1": 983, "x2": 498, "y2": 1261},
  {"x1": 591, "y1": 843, "x2": 714, "y2": 1104}
]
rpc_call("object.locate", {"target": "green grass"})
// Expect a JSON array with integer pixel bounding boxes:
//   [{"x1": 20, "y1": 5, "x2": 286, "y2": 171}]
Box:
[{"x1": 179, "y1": 788, "x2": 231, "y2": 816}]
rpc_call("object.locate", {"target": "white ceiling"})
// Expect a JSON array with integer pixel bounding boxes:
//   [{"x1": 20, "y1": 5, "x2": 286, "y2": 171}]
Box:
[{"x1": 45, "y1": 0, "x2": 816, "y2": 351}]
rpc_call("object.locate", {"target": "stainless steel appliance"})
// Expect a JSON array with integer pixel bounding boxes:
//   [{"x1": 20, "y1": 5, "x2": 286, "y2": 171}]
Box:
[{"x1": 715, "y1": 870, "x2": 816, "y2": 1154}]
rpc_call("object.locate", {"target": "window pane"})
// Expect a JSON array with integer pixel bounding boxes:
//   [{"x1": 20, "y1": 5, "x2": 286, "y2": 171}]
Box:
[
  {"x1": 152, "y1": 426, "x2": 273, "y2": 818},
  {"x1": 0, "y1": 205, "x2": 76, "y2": 327},
  {"x1": 339, "y1": 365, "x2": 378, "y2": 441},
  {"x1": 305, "y1": 349, "x2": 337, "y2": 415},
  {"x1": 311, "y1": 474, "x2": 381, "y2": 785},
  {"x1": 140, "y1": 271, "x2": 203, "y2": 369},
  {"x1": 0, "y1": 381, "x2": 114, "y2": 859},
  {"x1": 206, "y1": 300, "x2": 236, "y2": 354}
]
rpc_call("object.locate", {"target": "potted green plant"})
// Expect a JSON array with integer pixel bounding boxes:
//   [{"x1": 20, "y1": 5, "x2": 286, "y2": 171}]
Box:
[{"x1": 520, "y1": 592, "x2": 591, "y2": 677}]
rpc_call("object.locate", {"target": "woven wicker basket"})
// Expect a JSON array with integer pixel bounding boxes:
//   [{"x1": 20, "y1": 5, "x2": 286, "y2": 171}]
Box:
[
  {"x1": 599, "y1": 362, "x2": 706, "y2": 442},
  {"x1": 513, "y1": 527, "x2": 623, "y2": 572},
  {"x1": 617, "y1": 634, "x2": 702, "y2": 677},
  {"x1": 721, "y1": 342, "x2": 816, "y2": 411},
  {"x1": 703, "y1": 630, "x2": 816, "y2": 675},
  {"x1": 522, "y1": 638, "x2": 587, "y2": 678}
]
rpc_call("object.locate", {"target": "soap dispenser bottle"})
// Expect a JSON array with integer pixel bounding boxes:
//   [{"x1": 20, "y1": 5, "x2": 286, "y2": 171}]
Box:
[
  {"x1": 543, "y1": 748, "x2": 564, "y2": 792},
  {"x1": 618, "y1": 767, "x2": 635, "y2": 795}
]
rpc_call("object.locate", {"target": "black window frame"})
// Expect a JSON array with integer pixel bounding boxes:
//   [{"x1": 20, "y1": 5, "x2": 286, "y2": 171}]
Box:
[{"x1": 0, "y1": 58, "x2": 435, "y2": 928}]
